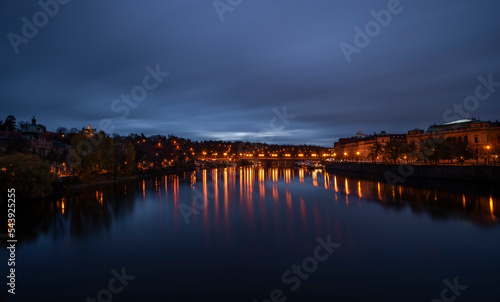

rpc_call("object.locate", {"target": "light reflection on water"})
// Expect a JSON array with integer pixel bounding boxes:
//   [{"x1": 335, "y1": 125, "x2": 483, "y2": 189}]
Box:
[
  {"x1": 6, "y1": 166, "x2": 500, "y2": 301},
  {"x1": 30, "y1": 166, "x2": 500, "y2": 245}
]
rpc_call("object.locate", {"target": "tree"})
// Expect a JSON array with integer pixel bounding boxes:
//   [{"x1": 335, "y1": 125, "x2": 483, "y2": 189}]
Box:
[
  {"x1": 0, "y1": 153, "x2": 56, "y2": 199},
  {"x1": 405, "y1": 141, "x2": 418, "y2": 163},
  {"x1": 70, "y1": 132, "x2": 114, "y2": 182},
  {"x1": 112, "y1": 140, "x2": 136, "y2": 177},
  {"x1": 3, "y1": 136, "x2": 27, "y2": 155},
  {"x1": 448, "y1": 137, "x2": 473, "y2": 164},
  {"x1": 56, "y1": 127, "x2": 68, "y2": 135},
  {"x1": 435, "y1": 140, "x2": 453, "y2": 163},
  {"x1": 368, "y1": 142, "x2": 383, "y2": 163},
  {"x1": 382, "y1": 140, "x2": 405, "y2": 164},
  {"x1": 2, "y1": 115, "x2": 17, "y2": 131},
  {"x1": 18, "y1": 121, "x2": 30, "y2": 130},
  {"x1": 419, "y1": 137, "x2": 448, "y2": 164}
]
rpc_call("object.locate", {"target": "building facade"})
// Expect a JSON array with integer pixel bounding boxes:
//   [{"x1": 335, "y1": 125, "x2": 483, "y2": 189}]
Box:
[
  {"x1": 407, "y1": 118, "x2": 500, "y2": 161},
  {"x1": 20, "y1": 116, "x2": 53, "y2": 158},
  {"x1": 334, "y1": 132, "x2": 407, "y2": 161}
]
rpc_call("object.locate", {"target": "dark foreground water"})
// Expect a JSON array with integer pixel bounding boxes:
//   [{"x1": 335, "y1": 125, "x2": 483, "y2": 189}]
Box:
[{"x1": 2, "y1": 167, "x2": 500, "y2": 301}]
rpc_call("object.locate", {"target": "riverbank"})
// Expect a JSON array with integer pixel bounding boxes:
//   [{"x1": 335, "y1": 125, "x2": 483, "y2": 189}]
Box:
[
  {"x1": 324, "y1": 162, "x2": 500, "y2": 183},
  {"x1": 49, "y1": 166, "x2": 193, "y2": 199},
  {"x1": 47, "y1": 161, "x2": 240, "y2": 200}
]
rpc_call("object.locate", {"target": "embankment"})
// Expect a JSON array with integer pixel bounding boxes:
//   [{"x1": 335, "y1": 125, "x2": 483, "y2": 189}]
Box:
[{"x1": 324, "y1": 163, "x2": 500, "y2": 183}]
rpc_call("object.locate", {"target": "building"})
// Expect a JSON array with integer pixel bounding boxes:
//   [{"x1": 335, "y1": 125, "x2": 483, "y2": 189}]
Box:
[
  {"x1": 21, "y1": 116, "x2": 52, "y2": 158},
  {"x1": 0, "y1": 131, "x2": 23, "y2": 154},
  {"x1": 81, "y1": 124, "x2": 96, "y2": 136},
  {"x1": 407, "y1": 118, "x2": 500, "y2": 161},
  {"x1": 334, "y1": 131, "x2": 407, "y2": 161}
]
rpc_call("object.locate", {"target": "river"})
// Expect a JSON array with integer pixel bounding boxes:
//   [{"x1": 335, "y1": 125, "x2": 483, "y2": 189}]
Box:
[{"x1": 3, "y1": 167, "x2": 500, "y2": 301}]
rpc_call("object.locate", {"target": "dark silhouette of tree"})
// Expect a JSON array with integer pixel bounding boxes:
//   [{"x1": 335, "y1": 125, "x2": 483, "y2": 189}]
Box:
[
  {"x1": 56, "y1": 127, "x2": 68, "y2": 135},
  {"x1": 368, "y1": 142, "x2": 383, "y2": 163},
  {"x1": 405, "y1": 141, "x2": 418, "y2": 163},
  {"x1": 18, "y1": 120, "x2": 30, "y2": 130},
  {"x1": 382, "y1": 140, "x2": 405, "y2": 164},
  {"x1": 2, "y1": 115, "x2": 17, "y2": 131},
  {"x1": 70, "y1": 132, "x2": 114, "y2": 182},
  {"x1": 0, "y1": 153, "x2": 55, "y2": 199}
]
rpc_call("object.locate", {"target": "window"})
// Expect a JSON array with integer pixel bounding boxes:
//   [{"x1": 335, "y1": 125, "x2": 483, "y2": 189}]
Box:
[{"x1": 474, "y1": 137, "x2": 478, "y2": 143}]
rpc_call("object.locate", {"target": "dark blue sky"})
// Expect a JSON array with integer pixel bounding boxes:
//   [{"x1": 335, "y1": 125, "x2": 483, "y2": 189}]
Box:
[{"x1": 1, "y1": 0, "x2": 500, "y2": 146}]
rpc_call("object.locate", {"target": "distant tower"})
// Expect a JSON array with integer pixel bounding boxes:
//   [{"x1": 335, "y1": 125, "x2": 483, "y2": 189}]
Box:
[{"x1": 32, "y1": 116, "x2": 37, "y2": 125}]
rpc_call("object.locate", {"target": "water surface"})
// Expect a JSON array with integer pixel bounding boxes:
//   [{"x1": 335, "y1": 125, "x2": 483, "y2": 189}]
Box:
[{"x1": 4, "y1": 167, "x2": 500, "y2": 301}]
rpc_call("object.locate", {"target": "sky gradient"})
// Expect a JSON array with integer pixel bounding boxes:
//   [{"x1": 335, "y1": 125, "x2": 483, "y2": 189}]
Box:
[{"x1": 1, "y1": 0, "x2": 500, "y2": 146}]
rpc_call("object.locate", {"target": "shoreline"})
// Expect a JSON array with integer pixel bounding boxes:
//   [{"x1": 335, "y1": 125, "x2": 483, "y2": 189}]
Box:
[
  {"x1": 46, "y1": 166, "x2": 194, "y2": 201},
  {"x1": 42, "y1": 161, "x2": 243, "y2": 201},
  {"x1": 324, "y1": 162, "x2": 500, "y2": 183},
  {"x1": 31, "y1": 162, "x2": 500, "y2": 202}
]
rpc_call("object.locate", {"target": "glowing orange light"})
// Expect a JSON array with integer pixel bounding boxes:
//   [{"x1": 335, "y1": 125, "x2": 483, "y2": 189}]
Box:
[{"x1": 490, "y1": 197, "x2": 495, "y2": 216}]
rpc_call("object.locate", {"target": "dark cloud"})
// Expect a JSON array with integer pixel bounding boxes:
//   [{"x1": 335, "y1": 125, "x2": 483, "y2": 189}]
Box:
[{"x1": 1, "y1": 0, "x2": 500, "y2": 146}]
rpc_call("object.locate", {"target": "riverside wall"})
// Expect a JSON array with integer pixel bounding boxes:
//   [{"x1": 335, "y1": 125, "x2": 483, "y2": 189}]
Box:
[{"x1": 324, "y1": 163, "x2": 500, "y2": 183}]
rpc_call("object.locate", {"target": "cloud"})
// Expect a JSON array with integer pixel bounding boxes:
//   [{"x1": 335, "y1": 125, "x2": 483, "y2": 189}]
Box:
[{"x1": 1, "y1": 0, "x2": 500, "y2": 146}]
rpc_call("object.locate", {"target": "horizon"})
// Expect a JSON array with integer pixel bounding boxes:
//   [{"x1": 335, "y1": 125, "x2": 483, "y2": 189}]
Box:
[
  {"x1": 2, "y1": 0, "x2": 500, "y2": 147},
  {"x1": 4, "y1": 114, "x2": 497, "y2": 148}
]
